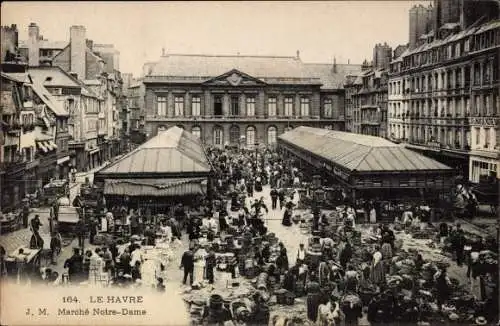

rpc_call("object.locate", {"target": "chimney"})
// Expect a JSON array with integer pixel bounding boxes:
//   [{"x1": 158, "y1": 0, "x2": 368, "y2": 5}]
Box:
[
  {"x1": 162, "y1": 47, "x2": 165, "y2": 56},
  {"x1": 86, "y1": 39, "x2": 93, "y2": 51},
  {"x1": 70, "y1": 25, "x2": 86, "y2": 81},
  {"x1": 296, "y1": 50, "x2": 300, "y2": 59},
  {"x1": 28, "y1": 23, "x2": 40, "y2": 66},
  {"x1": 348, "y1": 59, "x2": 350, "y2": 64},
  {"x1": 333, "y1": 57, "x2": 337, "y2": 73}
]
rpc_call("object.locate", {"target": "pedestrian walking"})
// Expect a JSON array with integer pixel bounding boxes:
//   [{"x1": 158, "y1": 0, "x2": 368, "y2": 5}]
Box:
[
  {"x1": 270, "y1": 188, "x2": 278, "y2": 210},
  {"x1": 180, "y1": 248, "x2": 195, "y2": 286}
]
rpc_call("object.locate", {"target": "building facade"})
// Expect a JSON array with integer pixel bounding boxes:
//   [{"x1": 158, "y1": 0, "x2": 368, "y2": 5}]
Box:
[
  {"x1": 142, "y1": 53, "x2": 361, "y2": 148},
  {"x1": 19, "y1": 23, "x2": 128, "y2": 169},
  {"x1": 388, "y1": 19, "x2": 499, "y2": 181},
  {"x1": 126, "y1": 79, "x2": 147, "y2": 146},
  {"x1": 346, "y1": 69, "x2": 389, "y2": 137},
  {"x1": 344, "y1": 44, "x2": 392, "y2": 138}
]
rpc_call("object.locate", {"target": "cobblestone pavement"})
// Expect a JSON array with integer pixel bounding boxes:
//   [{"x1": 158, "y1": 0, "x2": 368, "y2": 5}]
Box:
[{"x1": 0, "y1": 162, "x2": 112, "y2": 277}]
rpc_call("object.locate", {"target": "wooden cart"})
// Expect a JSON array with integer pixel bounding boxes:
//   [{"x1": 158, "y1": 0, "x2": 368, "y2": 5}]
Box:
[{"x1": 4, "y1": 246, "x2": 42, "y2": 278}]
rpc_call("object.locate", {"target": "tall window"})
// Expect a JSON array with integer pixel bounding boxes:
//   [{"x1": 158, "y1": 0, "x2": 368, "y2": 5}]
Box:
[
  {"x1": 300, "y1": 97, "x2": 310, "y2": 116},
  {"x1": 323, "y1": 99, "x2": 333, "y2": 117},
  {"x1": 246, "y1": 126, "x2": 256, "y2": 149},
  {"x1": 214, "y1": 96, "x2": 223, "y2": 116},
  {"x1": 191, "y1": 96, "x2": 201, "y2": 116},
  {"x1": 267, "y1": 97, "x2": 277, "y2": 116},
  {"x1": 475, "y1": 127, "x2": 481, "y2": 145},
  {"x1": 267, "y1": 126, "x2": 277, "y2": 145},
  {"x1": 214, "y1": 127, "x2": 223, "y2": 146},
  {"x1": 284, "y1": 97, "x2": 293, "y2": 116},
  {"x1": 191, "y1": 126, "x2": 201, "y2": 139},
  {"x1": 484, "y1": 128, "x2": 490, "y2": 147},
  {"x1": 174, "y1": 96, "x2": 184, "y2": 116},
  {"x1": 231, "y1": 96, "x2": 239, "y2": 116},
  {"x1": 246, "y1": 97, "x2": 255, "y2": 116},
  {"x1": 157, "y1": 96, "x2": 167, "y2": 116},
  {"x1": 230, "y1": 125, "x2": 240, "y2": 144}
]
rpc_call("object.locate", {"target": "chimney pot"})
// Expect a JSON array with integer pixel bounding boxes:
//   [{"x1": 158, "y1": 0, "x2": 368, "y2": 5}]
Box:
[{"x1": 296, "y1": 50, "x2": 300, "y2": 59}]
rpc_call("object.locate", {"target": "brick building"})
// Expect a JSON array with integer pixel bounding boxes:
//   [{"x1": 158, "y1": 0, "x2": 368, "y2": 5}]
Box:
[{"x1": 142, "y1": 53, "x2": 361, "y2": 148}]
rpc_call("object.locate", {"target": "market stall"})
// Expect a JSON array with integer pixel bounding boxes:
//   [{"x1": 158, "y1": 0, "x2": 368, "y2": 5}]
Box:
[
  {"x1": 94, "y1": 126, "x2": 213, "y2": 214},
  {"x1": 278, "y1": 127, "x2": 456, "y2": 204}
]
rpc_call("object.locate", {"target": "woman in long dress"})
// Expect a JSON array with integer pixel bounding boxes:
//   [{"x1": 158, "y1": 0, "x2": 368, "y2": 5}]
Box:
[
  {"x1": 369, "y1": 207, "x2": 377, "y2": 224},
  {"x1": 370, "y1": 245, "x2": 385, "y2": 286}
]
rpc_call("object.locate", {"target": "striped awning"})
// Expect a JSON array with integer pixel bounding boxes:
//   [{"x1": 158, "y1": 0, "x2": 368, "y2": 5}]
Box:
[
  {"x1": 37, "y1": 141, "x2": 49, "y2": 153},
  {"x1": 46, "y1": 140, "x2": 57, "y2": 150},
  {"x1": 103, "y1": 177, "x2": 207, "y2": 197}
]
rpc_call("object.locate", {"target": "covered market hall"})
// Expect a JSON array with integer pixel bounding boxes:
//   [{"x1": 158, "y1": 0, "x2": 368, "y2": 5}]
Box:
[
  {"x1": 94, "y1": 126, "x2": 213, "y2": 213},
  {"x1": 277, "y1": 126, "x2": 456, "y2": 203}
]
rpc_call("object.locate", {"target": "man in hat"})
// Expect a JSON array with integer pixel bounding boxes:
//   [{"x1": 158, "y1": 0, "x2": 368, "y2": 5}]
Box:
[
  {"x1": 180, "y1": 247, "x2": 195, "y2": 286},
  {"x1": 296, "y1": 243, "x2": 306, "y2": 266},
  {"x1": 64, "y1": 247, "x2": 84, "y2": 283},
  {"x1": 270, "y1": 188, "x2": 278, "y2": 210},
  {"x1": 205, "y1": 248, "x2": 216, "y2": 284},
  {"x1": 22, "y1": 202, "x2": 30, "y2": 229}
]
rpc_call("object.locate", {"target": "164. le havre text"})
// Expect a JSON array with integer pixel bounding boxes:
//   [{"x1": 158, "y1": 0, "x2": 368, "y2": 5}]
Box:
[{"x1": 24, "y1": 296, "x2": 147, "y2": 317}]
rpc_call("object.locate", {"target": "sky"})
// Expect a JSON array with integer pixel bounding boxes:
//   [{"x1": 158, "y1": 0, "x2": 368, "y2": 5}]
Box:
[{"x1": 2, "y1": 1, "x2": 432, "y2": 77}]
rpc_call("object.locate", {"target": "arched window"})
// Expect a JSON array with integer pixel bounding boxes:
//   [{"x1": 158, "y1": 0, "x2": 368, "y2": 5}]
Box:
[
  {"x1": 191, "y1": 126, "x2": 201, "y2": 139},
  {"x1": 246, "y1": 126, "x2": 256, "y2": 149},
  {"x1": 267, "y1": 126, "x2": 277, "y2": 145},
  {"x1": 229, "y1": 125, "x2": 240, "y2": 145},
  {"x1": 213, "y1": 126, "x2": 224, "y2": 147}
]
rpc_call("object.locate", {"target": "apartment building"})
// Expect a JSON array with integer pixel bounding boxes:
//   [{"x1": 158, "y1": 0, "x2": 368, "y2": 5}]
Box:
[{"x1": 388, "y1": 19, "x2": 499, "y2": 181}]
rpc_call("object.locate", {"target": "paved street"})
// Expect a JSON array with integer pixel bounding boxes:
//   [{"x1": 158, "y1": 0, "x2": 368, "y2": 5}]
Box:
[{"x1": 0, "y1": 162, "x2": 111, "y2": 277}]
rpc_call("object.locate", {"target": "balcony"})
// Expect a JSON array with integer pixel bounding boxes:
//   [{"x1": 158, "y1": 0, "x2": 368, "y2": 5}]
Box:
[
  {"x1": 361, "y1": 120, "x2": 381, "y2": 125},
  {"x1": 145, "y1": 115, "x2": 336, "y2": 122}
]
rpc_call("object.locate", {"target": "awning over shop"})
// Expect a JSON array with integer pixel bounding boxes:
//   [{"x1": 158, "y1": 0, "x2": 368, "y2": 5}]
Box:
[
  {"x1": 57, "y1": 156, "x2": 70, "y2": 165},
  {"x1": 45, "y1": 141, "x2": 57, "y2": 151},
  {"x1": 37, "y1": 141, "x2": 49, "y2": 153},
  {"x1": 103, "y1": 177, "x2": 207, "y2": 197}
]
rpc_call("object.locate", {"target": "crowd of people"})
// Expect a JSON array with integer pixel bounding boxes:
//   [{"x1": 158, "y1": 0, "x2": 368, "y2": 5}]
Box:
[{"x1": 0, "y1": 144, "x2": 497, "y2": 326}]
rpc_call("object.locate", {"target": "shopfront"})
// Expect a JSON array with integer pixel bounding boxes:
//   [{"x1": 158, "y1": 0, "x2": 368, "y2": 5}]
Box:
[
  {"x1": 469, "y1": 153, "x2": 498, "y2": 183},
  {"x1": 1, "y1": 161, "x2": 27, "y2": 212},
  {"x1": 87, "y1": 148, "x2": 100, "y2": 170},
  {"x1": 56, "y1": 155, "x2": 70, "y2": 180},
  {"x1": 24, "y1": 158, "x2": 40, "y2": 195}
]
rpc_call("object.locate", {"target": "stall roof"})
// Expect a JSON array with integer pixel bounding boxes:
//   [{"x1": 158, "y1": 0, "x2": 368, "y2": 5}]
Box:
[
  {"x1": 98, "y1": 126, "x2": 211, "y2": 175},
  {"x1": 278, "y1": 126, "x2": 452, "y2": 172}
]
